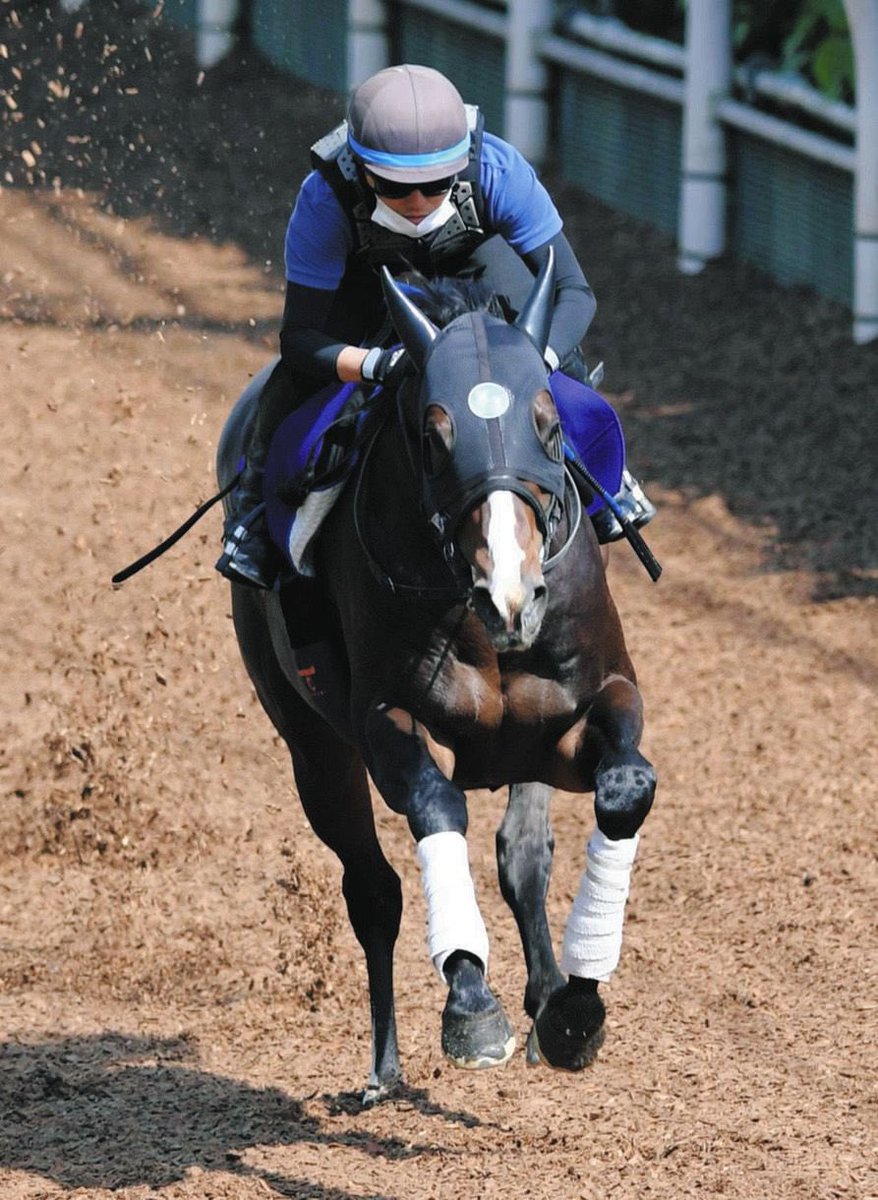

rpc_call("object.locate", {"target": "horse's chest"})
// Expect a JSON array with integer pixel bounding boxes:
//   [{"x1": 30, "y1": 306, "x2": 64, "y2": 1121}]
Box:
[
  {"x1": 473, "y1": 677, "x2": 578, "y2": 787},
  {"x1": 421, "y1": 660, "x2": 577, "y2": 758},
  {"x1": 443, "y1": 663, "x2": 506, "y2": 728}
]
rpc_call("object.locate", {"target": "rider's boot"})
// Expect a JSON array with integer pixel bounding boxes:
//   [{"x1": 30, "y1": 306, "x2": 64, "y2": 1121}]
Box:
[
  {"x1": 216, "y1": 362, "x2": 294, "y2": 589},
  {"x1": 215, "y1": 455, "x2": 276, "y2": 589},
  {"x1": 591, "y1": 469, "x2": 658, "y2": 545}
]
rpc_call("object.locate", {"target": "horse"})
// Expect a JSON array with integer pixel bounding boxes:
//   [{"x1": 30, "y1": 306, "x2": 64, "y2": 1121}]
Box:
[{"x1": 216, "y1": 250, "x2": 656, "y2": 1103}]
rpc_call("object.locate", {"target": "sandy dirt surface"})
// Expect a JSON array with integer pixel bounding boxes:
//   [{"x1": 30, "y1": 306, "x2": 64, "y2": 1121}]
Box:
[{"x1": 1, "y1": 5, "x2": 876, "y2": 1198}]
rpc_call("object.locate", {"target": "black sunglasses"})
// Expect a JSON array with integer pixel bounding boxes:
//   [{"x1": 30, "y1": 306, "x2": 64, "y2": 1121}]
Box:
[{"x1": 369, "y1": 173, "x2": 457, "y2": 200}]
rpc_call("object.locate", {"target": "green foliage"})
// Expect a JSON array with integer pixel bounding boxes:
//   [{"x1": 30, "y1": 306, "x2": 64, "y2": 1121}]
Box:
[
  {"x1": 727, "y1": 0, "x2": 854, "y2": 102},
  {"x1": 593, "y1": 0, "x2": 855, "y2": 104},
  {"x1": 780, "y1": 0, "x2": 854, "y2": 101}
]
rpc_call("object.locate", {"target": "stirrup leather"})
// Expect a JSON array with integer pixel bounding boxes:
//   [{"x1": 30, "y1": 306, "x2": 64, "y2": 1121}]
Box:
[{"x1": 221, "y1": 501, "x2": 267, "y2": 557}]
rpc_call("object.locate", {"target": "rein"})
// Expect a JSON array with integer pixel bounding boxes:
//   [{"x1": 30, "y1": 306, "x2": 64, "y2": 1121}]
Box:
[
  {"x1": 352, "y1": 407, "x2": 473, "y2": 601},
  {"x1": 111, "y1": 476, "x2": 239, "y2": 585},
  {"x1": 542, "y1": 469, "x2": 582, "y2": 571}
]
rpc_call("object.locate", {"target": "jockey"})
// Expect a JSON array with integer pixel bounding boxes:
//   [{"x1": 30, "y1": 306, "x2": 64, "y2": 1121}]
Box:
[{"x1": 217, "y1": 63, "x2": 655, "y2": 590}]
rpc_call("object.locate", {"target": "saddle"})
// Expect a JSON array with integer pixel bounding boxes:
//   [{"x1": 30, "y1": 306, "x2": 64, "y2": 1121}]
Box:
[
  {"x1": 264, "y1": 379, "x2": 382, "y2": 577},
  {"x1": 262, "y1": 373, "x2": 625, "y2": 579}
]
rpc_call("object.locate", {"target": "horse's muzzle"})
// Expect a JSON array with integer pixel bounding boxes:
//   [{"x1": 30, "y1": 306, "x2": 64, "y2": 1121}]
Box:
[{"x1": 470, "y1": 578, "x2": 548, "y2": 652}]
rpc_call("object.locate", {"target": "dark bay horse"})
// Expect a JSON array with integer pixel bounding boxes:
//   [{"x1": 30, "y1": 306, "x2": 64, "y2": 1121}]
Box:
[{"x1": 216, "y1": 252, "x2": 656, "y2": 1102}]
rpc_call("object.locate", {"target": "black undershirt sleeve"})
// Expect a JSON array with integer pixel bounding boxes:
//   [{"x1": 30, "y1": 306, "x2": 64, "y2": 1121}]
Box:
[
  {"x1": 278, "y1": 281, "x2": 349, "y2": 385},
  {"x1": 522, "y1": 232, "x2": 596, "y2": 365},
  {"x1": 278, "y1": 230, "x2": 595, "y2": 384}
]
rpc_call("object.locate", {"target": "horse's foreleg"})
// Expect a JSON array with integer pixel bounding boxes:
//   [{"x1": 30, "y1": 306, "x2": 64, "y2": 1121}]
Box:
[
  {"x1": 588, "y1": 675, "x2": 656, "y2": 842},
  {"x1": 365, "y1": 704, "x2": 515, "y2": 1069},
  {"x1": 535, "y1": 676, "x2": 656, "y2": 1071},
  {"x1": 496, "y1": 783, "x2": 565, "y2": 1026}
]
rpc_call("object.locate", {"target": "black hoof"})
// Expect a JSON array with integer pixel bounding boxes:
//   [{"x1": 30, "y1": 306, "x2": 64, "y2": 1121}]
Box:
[
  {"x1": 529, "y1": 981, "x2": 606, "y2": 1071},
  {"x1": 594, "y1": 756, "x2": 656, "y2": 840},
  {"x1": 441, "y1": 1001, "x2": 516, "y2": 1070}
]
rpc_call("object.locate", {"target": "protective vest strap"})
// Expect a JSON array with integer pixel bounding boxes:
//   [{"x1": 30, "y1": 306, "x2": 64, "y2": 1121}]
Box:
[{"x1": 310, "y1": 107, "x2": 487, "y2": 271}]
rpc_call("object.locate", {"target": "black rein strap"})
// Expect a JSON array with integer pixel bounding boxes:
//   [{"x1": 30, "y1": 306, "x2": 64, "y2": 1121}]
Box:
[
  {"x1": 111, "y1": 475, "x2": 239, "y2": 585},
  {"x1": 352, "y1": 408, "x2": 472, "y2": 601}
]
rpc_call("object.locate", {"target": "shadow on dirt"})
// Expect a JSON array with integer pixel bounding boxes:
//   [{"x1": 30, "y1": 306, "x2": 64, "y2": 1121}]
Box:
[
  {"x1": 4, "y1": 2, "x2": 876, "y2": 598},
  {"x1": 0, "y1": 1031, "x2": 476, "y2": 1195}
]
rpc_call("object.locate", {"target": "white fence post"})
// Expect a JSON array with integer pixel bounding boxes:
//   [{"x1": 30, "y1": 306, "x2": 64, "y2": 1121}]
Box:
[
  {"x1": 348, "y1": 0, "x2": 390, "y2": 91},
  {"x1": 196, "y1": 0, "x2": 239, "y2": 69},
  {"x1": 845, "y1": 0, "x2": 878, "y2": 344},
  {"x1": 678, "y1": 0, "x2": 732, "y2": 274},
  {"x1": 505, "y1": 0, "x2": 553, "y2": 164}
]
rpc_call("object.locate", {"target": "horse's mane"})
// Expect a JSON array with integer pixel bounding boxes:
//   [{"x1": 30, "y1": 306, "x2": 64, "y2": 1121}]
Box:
[{"x1": 399, "y1": 271, "x2": 509, "y2": 329}]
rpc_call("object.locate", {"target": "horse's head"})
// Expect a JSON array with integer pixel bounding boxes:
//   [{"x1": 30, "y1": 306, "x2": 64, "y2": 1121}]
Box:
[{"x1": 382, "y1": 252, "x2": 566, "y2": 652}]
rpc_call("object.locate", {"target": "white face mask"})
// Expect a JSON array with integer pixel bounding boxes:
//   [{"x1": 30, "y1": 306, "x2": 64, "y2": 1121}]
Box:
[{"x1": 370, "y1": 193, "x2": 456, "y2": 239}]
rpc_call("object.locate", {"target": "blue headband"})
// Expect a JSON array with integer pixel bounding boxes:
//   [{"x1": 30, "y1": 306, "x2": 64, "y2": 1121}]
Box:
[{"x1": 347, "y1": 130, "x2": 470, "y2": 171}]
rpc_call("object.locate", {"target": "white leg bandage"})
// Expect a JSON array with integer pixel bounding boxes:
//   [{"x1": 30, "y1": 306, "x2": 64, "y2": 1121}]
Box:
[
  {"x1": 416, "y1": 831, "x2": 490, "y2": 981},
  {"x1": 560, "y1": 827, "x2": 639, "y2": 983}
]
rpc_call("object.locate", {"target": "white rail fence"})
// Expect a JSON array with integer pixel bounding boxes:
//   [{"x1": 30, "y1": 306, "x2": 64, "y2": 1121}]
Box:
[{"x1": 181, "y1": 0, "x2": 877, "y2": 344}]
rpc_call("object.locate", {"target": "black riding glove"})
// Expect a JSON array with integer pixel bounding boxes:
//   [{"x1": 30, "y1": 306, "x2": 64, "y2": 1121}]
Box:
[{"x1": 361, "y1": 346, "x2": 410, "y2": 392}]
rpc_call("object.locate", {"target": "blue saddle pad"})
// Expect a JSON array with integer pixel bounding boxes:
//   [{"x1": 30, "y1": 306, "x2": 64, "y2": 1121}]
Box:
[
  {"x1": 549, "y1": 372, "x2": 624, "y2": 515},
  {"x1": 264, "y1": 381, "x2": 362, "y2": 557}
]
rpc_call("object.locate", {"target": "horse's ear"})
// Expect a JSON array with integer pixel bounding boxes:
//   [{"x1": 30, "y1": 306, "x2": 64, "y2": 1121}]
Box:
[
  {"x1": 381, "y1": 267, "x2": 438, "y2": 371},
  {"x1": 514, "y1": 244, "x2": 555, "y2": 355}
]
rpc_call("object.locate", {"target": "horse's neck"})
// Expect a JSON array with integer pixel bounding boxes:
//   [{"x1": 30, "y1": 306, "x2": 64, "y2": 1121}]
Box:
[{"x1": 369, "y1": 416, "x2": 441, "y2": 564}]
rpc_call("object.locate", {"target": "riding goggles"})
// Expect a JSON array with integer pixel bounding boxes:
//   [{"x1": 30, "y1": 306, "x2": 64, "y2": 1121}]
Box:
[{"x1": 369, "y1": 173, "x2": 457, "y2": 200}]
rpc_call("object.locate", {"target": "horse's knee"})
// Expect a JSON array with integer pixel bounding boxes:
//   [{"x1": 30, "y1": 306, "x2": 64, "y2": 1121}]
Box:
[
  {"x1": 594, "y1": 754, "x2": 656, "y2": 840},
  {"x1": 365, "y1": 705, "x2": 467, "y2": 838}
]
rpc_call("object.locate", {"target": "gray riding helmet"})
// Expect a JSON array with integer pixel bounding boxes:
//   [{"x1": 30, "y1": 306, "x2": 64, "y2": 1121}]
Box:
[{"x1": 347, "y1": 64, "x2": 471, "y2": 184}]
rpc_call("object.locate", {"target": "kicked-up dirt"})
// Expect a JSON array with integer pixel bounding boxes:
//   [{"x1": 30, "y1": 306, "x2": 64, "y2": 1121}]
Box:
[{"x1": 1, "y1": 4, "x2": 876, "y2": 1198}]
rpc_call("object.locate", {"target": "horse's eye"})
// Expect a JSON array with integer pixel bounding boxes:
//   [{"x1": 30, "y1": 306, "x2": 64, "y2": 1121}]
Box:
[
  {"x1": 543, "y1": 420, "x2": 563, "y2": 463},
  {"x1": 533, "y1": 390, "x2": 563, "y2": 463},
  {"x1": 423, "y1": 405, "x2": 454, "y2": 477}
]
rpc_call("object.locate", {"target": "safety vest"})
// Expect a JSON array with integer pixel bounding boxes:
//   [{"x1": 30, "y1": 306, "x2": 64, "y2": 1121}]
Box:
[{"x1": 310, "y1": 106, "x2": 488, "y2": 275}]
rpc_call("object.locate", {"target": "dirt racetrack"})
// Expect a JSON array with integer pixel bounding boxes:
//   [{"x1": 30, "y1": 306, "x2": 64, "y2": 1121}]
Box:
[{"x1": 1, "y1": 5, "x2": 876, "y2": 1198}]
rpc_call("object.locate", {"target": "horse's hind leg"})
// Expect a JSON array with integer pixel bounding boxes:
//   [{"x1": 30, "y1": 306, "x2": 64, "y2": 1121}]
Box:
[
  {"x1": 496, "y1": 783, "x2": 565, "y2": 1041},
  {"x1": 232, "y1": 592, "x2": 403, "y2": 1103},
  {"x1": 291, "y1": 741, "x2": 404, "y2": 1104},
  {"x1": 534, "y1": 676, "x2": 656, "y2": 1071}
]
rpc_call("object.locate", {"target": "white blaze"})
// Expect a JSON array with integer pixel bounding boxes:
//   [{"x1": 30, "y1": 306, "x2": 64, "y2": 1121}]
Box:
[{"x1": 486, "y1": 491, "x2": 526, "y2": 622}]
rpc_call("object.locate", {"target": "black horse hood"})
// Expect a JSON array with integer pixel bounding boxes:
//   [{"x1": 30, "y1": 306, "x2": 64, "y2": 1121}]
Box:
[{"x1": 419, "y1": 311, "x2": 566, "y2": 531}]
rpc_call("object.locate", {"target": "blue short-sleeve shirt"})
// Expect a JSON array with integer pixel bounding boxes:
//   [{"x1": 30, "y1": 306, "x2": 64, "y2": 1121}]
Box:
[{"x1": 284, "y1": 131, "x2": 563, "y2": 289}]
